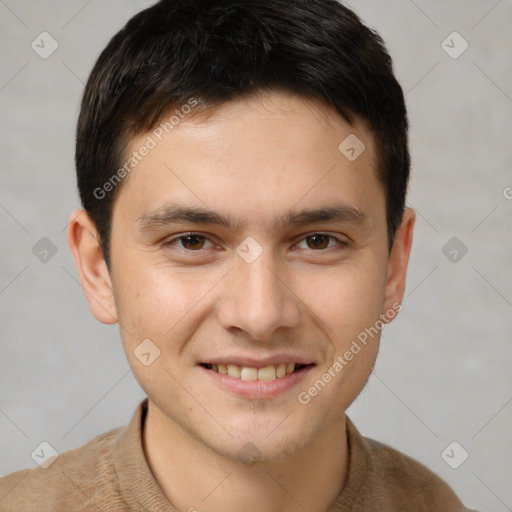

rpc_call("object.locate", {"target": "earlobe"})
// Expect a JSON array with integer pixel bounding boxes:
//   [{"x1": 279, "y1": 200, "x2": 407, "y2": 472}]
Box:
[
  {"x1": 67, "y1": 209, "x2": 118, "y2": 324},
  {"x1": 382, "y1": 208, "x2": 416, "y2": 321}
]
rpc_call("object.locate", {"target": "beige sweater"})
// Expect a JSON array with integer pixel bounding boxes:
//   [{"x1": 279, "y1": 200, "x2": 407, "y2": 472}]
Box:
[{"x1": 0, "y1": 399, "x2": 473, "y2": 511}]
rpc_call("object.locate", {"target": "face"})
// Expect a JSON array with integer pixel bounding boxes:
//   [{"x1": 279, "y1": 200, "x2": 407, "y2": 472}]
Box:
[{"x1": 70, "y1": 91, "x2": 414, "y2": 464}]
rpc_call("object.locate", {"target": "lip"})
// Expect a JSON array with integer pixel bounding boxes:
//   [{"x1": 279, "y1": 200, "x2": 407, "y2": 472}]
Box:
[{"x1": 199, "y1": 363, "x2": 315, "y2": 399}]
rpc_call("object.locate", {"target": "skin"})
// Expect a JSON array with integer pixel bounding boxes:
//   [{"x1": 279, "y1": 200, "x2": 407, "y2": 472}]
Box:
[{"x1": 68, "y1": 91, "x2": 415, "y2": 512}]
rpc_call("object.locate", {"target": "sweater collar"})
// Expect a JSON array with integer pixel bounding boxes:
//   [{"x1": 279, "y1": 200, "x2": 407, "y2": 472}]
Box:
[
  {"x1": 113, "y1": 398, "x2": 373, "y2": 511},
  {"x1": 114, "y1": 398, "x2": 177, "y2": 511}
]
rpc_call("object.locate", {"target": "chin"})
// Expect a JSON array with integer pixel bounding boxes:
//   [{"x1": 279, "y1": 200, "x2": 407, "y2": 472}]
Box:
[
  {"x1": 202, "y1": 415, "x2": 317, "y2": 466},
  {"x1": 211, "y1": 434, "x2": 308, "y2": 467}
]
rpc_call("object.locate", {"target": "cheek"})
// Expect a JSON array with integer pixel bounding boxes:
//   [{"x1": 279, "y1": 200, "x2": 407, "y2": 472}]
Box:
[
  {"x1": 300, "y1": 260, "x2": 387, "y2": 338},
  {"x1": 113, "y1": 268, "x2": 210, "y2": 396},
  {"x1": 113, "y1": 261, "x2": 222, "y2": 348},
  {"x1": 296, "y1": 265, "x2": 385, "y2": 411}
]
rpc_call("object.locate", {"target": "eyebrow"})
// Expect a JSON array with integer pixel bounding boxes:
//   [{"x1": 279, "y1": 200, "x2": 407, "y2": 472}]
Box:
[{"x1": 136, "y1": 203, "x2": 369, "y2": 232}]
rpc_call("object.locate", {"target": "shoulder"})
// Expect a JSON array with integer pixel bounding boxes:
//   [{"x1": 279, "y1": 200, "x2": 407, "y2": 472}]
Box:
[
  {"x1": 0, "y1": 425, "x2": 126, "y2": 512},
  {"x1": 343, "y1": 417, "x2": 475, "y2": 512},
  {"x1": 364, "y1": 435, "x2": 471, "y2": 511}
]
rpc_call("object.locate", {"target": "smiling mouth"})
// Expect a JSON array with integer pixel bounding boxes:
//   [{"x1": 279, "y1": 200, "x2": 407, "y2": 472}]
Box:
[{"x1": 199, "y1": 363, "x2": 312, "y2": 381}]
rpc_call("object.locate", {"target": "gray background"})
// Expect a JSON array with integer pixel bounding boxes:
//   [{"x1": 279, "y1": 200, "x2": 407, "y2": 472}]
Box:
[{"x1": 1, "y1": 1, "x2": 511, "y2": 510}]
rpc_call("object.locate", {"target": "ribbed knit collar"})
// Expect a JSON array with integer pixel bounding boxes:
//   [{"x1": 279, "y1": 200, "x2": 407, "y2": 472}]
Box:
[{"x1": 112, "y1": 398, "x2": 378, "y2": 511}]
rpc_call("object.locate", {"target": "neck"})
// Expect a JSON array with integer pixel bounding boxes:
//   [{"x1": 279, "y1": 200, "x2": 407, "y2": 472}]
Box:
[{"x1": 143, "y1": 401, "x2": 349, "y2": 512}]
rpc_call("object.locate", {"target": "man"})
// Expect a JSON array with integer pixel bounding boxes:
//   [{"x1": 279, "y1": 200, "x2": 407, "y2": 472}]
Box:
[{"x1": 0, "y1": 0, "x2": 474, "y2": 510}]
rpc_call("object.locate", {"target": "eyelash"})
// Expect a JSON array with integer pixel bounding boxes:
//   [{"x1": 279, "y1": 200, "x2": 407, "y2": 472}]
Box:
[{"x1": 162, "y1": 232, "x2": 348, "y2": 253}]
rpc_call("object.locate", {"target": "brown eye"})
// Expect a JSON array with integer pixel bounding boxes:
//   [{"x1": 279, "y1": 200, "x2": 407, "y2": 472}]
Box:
[
  {"x1": 163, "y1": 234, "x2": 213, "y2": 251},
  {"x1": 305, "y1": 234, "x2": 330, "y2": 250},
  {"x1": 295, "y1": 233, "x2": 348, "y2": 252},
  {"x1": 178, "y1": 234, "x2": 206, "y2": 250}
]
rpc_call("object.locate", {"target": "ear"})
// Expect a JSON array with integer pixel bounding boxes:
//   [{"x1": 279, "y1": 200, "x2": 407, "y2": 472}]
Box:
[
  {"x1": 67, "y1": 209, "x2": 118, "y2": 324},
  {"x1": 382, "y1": 207, "x2": 416, "y2": 321}
]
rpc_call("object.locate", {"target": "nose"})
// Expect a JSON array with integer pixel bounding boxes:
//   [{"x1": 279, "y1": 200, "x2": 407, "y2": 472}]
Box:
[{"x1": 217, "y1": 251, "x2": 301, "y2": 342}]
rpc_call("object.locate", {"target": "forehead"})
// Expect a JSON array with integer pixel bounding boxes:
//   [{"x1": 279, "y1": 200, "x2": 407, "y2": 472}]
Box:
[{"x1": 113, "y1": 91, "x2": 383, "y2": 231}]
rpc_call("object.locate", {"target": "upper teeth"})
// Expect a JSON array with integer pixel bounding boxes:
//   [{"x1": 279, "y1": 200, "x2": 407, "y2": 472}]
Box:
[{"x1": 210, "y1": 363, "x2": 297, "y2": 381}]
